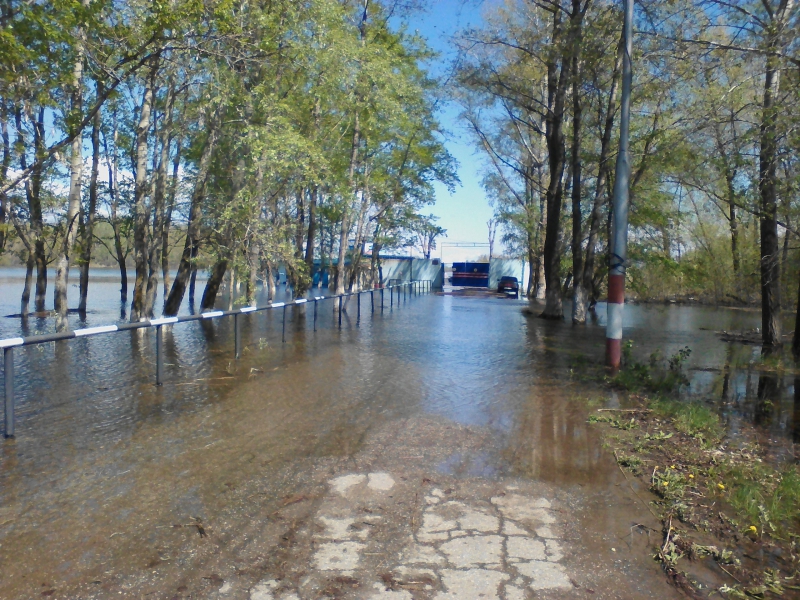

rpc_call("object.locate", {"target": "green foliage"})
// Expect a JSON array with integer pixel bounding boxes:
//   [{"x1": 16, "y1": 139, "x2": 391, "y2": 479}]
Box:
[{"x1": 1, "y1": 0, "x2": 458, "y2": 313}]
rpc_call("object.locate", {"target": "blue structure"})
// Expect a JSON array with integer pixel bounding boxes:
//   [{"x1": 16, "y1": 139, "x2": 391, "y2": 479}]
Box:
[{"x1": 451, "y1": 262, "x2": 489, "y2": 287}]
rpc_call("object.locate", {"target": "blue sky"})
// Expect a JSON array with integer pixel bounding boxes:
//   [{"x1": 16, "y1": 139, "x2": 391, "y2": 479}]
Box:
[{"x1": 398, "y1": 0, "x2": 498, "y2": 262}]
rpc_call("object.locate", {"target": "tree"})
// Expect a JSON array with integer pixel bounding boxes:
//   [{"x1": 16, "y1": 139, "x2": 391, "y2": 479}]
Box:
[{"x1": 410, "y1": 214, "x2": 446, "y2": 260}]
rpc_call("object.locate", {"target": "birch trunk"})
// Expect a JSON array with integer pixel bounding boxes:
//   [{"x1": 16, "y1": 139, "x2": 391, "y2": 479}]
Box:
[
  {"x1": 162, "y1": 142, "x2": 181, "y2": 305},
  {"x1": 266, "y1": 262, "x2": 276, "y2": 300},
  {"x1": 54, "y1": 4, "x2": 88, "y2": 329},
  {"x1": 78, "y1": 89, "x2": 102, "y2": 313},
  {"x1": 16, "y1": 106, "x2": 47, "y2": 312},
  {"x1": 336, "y1": 112, "x2": 360, "y2": 296},
  {"x1": 247, "y1": 241, "x2": 260, "y2": 307},
  {"x1": 145, "y1": 84, "x2": 175, "y2": 317},
  {"x1": 570, "y1": 43, "x2": 586, "y2": 324},
  {"x1": 129, "y1": 65, "x2": 155, "y2": 321},
  {"x1": 0, "y1": 103, "x2": 9, "y2": 252}
]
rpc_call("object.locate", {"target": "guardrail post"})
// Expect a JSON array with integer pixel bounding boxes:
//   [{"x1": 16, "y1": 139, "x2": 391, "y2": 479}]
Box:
[
  {"x1": 313, "y1": 299, "x2": 318, "y2": 331},
  {"x1": 338, "y1": 296, "x2": 343, "y2": 328},
  {"x1": 234, "y1": 313, "x2": 242, "y2": 359},
  {"x1": 4, "y1": 347, "x2": 14, "y2": 438},
  {"x1": 156, "y1": 325, "x2": 164, "y2": 386},
  {"x1": 282, "y1": 305, "x2": 287, "y2": 343}
]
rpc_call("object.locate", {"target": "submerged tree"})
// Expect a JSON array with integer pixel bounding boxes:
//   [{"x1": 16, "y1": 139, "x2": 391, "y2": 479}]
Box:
[{"x1": 0, "y1": 0, "x2": 455, "y2": 328}]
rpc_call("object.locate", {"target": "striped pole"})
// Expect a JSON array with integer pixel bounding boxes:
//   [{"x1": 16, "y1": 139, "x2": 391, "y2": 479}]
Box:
[{"x1": 606, "y1": 0, "x2": 633, "y2": 370}]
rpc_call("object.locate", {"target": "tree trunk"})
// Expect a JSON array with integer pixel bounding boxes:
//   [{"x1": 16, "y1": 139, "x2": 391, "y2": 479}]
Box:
[
  {"x1": 301, "y1": 187, "x2": 317, "y2": 296},
  {"x1": 247, "y1": 241, "x2": 259, "y2": 306},
  {"x1": 0, "y1": 103, "x2": 10, "y2": 252},
  {"x1": 336, "y1": 113, "x2": 361, "y2": 296},
  {"x1": 200, "y1": 259, "x2": 228, "y2": 311},
  {"x1": 348, "y1": 183, "x2": 371, "y2": 291},
  {"x1": 17, "y1": 105, "x2": 48, "y2": 313},
  {"x1": 541, "y1": 97, "x2": 569, "y2": 316},
  {"x1": 759, "y1": 44, "x2": 782, "y2": 348},
  {"x1": 189, "y1": 267, "x2": 197, "y2": 305},
  {"x1": 570, "y1": 37, "x2": 586, "y2": 324},
  {"x1": 527, "y1": 244, "x2": 536, "y2": 298},
  {"x1": 266, "y1": 262, "x2": 276, "y2": 300},
  {"x1": 328, "y1": 225, "x2": 336, "y2": 289},
  {"x1": 145, "y1": 84, "x2": 176, "y2": 317},
  {"x1": 21, "y1": 251, "x2": 34, "y2": 316},
  {"x1": 540, "y1": 10, "x2": 571, "y2": 319},
  {"x1": 370, "y1": 227, "x2": 381, "y2": 288},
  {"x1": 722, "y1": 174, "x2": 740, "y2": 275},
  {"x1": 164, "y1": 115, "x2": 220, "y2": 316},
  {"x1": 112, "y1": 221, "x2": 127, "y2": 303},
  {"x1": 162, "y1": 141, "x2": 181, "y2": 306},
  {"x1": 54, "y1": 5, "x2": 88, "y2": 328},
  {"x1": 102, "y1": 110, "x2": 128, "y2": 304},
  {"x1": 226, "y1": 266, "x2": 236, "y2": 311},
  {"x1": 793, "y1": 271, "x2": 800, "y2": 358},
  {"x1": 78, "y1": 89, "x2": 102, "y2": 313},
  {"x1": 336, "y1": 3, "x2": 368, "y2": 295},
  {"x1": 130, "y1": 65, "x2": 156, "y2": 321}
]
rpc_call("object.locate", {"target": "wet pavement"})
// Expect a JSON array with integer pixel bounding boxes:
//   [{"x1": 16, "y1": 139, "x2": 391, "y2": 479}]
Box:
[{"x1": 0, "y1": 284, "x2": 791, "y2": 598}]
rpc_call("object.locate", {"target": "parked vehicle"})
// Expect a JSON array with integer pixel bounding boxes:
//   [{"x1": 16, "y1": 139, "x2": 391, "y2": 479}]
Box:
[{"x1": 497, "y1": 276, "x2": 519, "y2": 298}]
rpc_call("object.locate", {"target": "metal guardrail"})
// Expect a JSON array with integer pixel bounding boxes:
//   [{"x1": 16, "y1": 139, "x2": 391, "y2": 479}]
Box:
[{"x1": 1, "y1": 279, "x2": 433, "y2": 438}]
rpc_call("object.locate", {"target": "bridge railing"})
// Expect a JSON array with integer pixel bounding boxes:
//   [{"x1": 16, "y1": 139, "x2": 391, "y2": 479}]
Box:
[{"x1": 1, "y1": 279, "x2": 433, "y2": 438}]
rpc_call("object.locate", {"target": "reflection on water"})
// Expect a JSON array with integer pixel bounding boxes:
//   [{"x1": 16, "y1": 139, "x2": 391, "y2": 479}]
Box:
[{"x1": 0, "y1": 276, "x2": 797, "y2": 468}]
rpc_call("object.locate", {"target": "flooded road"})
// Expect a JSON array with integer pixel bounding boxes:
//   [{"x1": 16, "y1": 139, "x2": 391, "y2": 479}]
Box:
[{"x1": 0, "y1": 279, "x2": 795, "y2": 598}]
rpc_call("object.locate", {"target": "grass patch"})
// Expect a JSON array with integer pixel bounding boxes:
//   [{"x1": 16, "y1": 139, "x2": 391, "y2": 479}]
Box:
[
  {"x1": 723, "y1": 464, "x2": 800, "y2": 537},
  {"x1": 582, "y1": 344, "x2": 800, "y2": 597},
  {"x1": 652, "y1": 399, "x2": 724, "y2": 448}
]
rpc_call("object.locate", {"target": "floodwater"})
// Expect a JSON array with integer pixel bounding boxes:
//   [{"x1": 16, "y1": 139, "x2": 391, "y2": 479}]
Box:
[{"x1": 0, "y1": 269, "x2": 795, "y2": 598}]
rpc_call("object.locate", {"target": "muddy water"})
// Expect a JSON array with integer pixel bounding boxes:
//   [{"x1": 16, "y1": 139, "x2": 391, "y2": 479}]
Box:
[{"x1": 0, "y1": 280, "x2": 793, "y2": 598}]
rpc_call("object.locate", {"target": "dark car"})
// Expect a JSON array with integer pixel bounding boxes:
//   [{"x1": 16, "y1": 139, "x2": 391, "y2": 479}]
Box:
[{"x1": 497, "y1": 276, "x2": 519, "y2": 298}]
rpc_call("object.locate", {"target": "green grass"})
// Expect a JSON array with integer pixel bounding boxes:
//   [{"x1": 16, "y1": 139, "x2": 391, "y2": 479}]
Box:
[
  {"x1": 584, "y1": 342, "x2": 800, "y2": 596},
  {"x1": 722, "y1": 464, "x2": 800, "y2": 536},
  {"x1": 652, "y1": 399, "x2": 724, "y2": 448}
]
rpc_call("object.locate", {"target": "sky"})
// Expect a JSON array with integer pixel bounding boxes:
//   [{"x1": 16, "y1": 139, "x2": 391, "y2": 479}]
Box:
[{"x1": 396, "y1": 0, "x2": 500, "y2": 263}]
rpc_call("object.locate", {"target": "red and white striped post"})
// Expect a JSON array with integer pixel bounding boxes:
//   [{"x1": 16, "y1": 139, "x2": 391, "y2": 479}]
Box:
[{"x1": 606, "y1": 0, "x2": 633, "y2": 370}]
